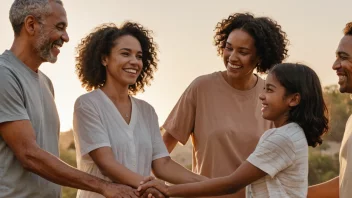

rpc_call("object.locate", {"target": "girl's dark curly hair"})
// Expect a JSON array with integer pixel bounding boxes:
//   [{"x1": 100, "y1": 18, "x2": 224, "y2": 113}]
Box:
[
  {"x1": 270, "y1": 63, "x2": 329, "y2": 147},
  {"x1": 214, "y1": 13, "x2": 289, "y2": 73},
  {"x1": 75, "y1": 22, "x2": 158, "y2": 94}
]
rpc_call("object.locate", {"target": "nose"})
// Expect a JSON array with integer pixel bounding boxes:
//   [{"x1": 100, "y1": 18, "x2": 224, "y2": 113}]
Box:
[
  {"x1": 229, "y1": 50, "x2": 239, "y2": 62},
  {"x1": 62, "y1": 30, "x2": 69, "y2": 43},
  {"x1": 259, "y1": 92, "x2": 265, "y2": 100},
  {"x1": 129, "y1": 56, "x2": 141, "y2": 66}
]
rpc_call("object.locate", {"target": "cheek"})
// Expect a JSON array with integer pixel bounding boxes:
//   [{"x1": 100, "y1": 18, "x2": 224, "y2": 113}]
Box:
[{"x1": 344, "y1": 61, "x2": 352, "y2": 75}]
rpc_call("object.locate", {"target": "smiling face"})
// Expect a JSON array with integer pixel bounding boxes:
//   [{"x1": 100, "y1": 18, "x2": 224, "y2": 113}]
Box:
[
  {"x1": 223, "y1": 29, "x2": 260, "y2": 81},
  {"x1": 333, "y1": 35, "x2": 352, "y2": 93},
  {"x1": 259, "y1": 73, "x2": 300, "y2": 127},
  {"x1": 33, "y1": 1, "x2": 69, "y2": 63},
  {"x1": 102, "y1": 35, "x2": 143, "y2": 87}
]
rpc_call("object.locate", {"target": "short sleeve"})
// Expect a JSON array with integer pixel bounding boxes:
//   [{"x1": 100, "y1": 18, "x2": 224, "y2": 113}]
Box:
[
  {"x1": 162, "y1": 81, "x2": 197, "y2": 145},
  {"x1": 150, "y1": 107, "x2": 169, "y2": 160},
  {"x1": 73, "y1": 98, "x2": 111, "y2": 157},
  {"x1": 0, "y1": 67, "x2": 29, "y2": 123},
  {"x1": 247, "y1": 131, "x2": 296, "y2": 178}
]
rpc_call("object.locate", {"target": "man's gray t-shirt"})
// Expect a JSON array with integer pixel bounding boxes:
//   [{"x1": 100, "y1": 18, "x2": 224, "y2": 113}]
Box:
[{"x1": 0, "y1": 50, "x2": 61, "y2": 197}]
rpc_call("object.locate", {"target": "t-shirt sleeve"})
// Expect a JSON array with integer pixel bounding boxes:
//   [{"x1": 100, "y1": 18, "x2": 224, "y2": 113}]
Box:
[
  {"x1": 0, "y1": 67, "x2": 29, "y2": 123},
  {"x1": 161, "y1": 81, "x2": 197, "y2": 145},
  {"x1": 73, "y1": 98, "x2": 111, "y2": 157},
  {"x1": 247, "y1": 131, "x2": 296, "y2": 178},
  {"x1": 150, "y1": 107, "x2": 169, "y2": 161}
]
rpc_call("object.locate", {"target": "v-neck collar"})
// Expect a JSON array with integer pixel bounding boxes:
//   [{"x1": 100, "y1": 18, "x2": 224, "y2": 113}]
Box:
[{"x1": 97, "y1": 89, "x2": 137, "y2": 132}]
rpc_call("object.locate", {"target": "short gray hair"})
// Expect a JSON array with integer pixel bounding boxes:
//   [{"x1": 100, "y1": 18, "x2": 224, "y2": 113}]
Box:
[{"x1": 9, "y1": 0, "x2": 63, "y2": 35}]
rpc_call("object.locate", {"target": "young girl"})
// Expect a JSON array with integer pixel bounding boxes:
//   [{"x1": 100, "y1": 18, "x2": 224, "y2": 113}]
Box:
[{"x1": 138, "y1": 63, "x2": 329, "y2": 198}]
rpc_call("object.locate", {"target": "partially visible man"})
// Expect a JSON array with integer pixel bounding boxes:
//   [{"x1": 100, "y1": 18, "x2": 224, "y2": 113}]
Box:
[
  {"x1": 0, "y1": 1, "x2": 138, "y2": 197},
  {"x1": 308, "y1": 22, "x2": 352, "y2": 198}
]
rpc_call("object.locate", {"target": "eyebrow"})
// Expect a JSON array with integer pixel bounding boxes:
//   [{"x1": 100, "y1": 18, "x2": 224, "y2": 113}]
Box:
[
  {"x1": 266, "y1": 83, "x2": 276, "y2": 88},
  {"x1": 119, "y1": 48, "x2": 142, "y2": 53},
  {"x1": 225, "y1": 42, "x2": 250, "y2": 50},
  {"x1": 336, "y1": 51, "x2": 350, "y2": 57}
]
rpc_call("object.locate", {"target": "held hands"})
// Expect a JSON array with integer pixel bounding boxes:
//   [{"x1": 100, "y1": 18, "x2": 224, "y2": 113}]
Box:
[
  {"x1": 102, "y1": 183, "x2": 139, "y2": 198},
  {"x1": 137, "y1": 176, "x2": 169, "y2": 198}
]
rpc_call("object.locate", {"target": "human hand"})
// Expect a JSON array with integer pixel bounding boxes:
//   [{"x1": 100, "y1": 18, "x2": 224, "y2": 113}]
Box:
[
  {"x1": 102, "y1": 183, "x2": 138, "y2": 198},
  {"x1": 137, "y1": 179, "x2": 168, "y2": 196},
  {"x1": 141, "y1": 187, "x2": 167, "y2": 198}
]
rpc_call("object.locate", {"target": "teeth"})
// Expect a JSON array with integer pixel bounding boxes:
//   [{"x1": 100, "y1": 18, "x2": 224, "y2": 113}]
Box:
[
  {"x1": 339, "y1": 75, "x2": 347, "y2": 81},
  {"x1": 52, "y1": 44, "x2": 61, "y2": 49},
  {"x1": 228, "y1": 63, "x2": 242, "y2": 69},
  {"x1": 124, "y1": 69, "x2": 137, "y2": 74}
]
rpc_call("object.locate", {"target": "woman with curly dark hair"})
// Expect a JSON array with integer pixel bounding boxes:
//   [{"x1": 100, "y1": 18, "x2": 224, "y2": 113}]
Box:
[
  {"x1": 72, "y1": 22, "x2": 207, "y2": 198},
  {"x1": 161, "y1": 13, "x2": 289, "y2": 198},
  {"x1": 138, "y1": 63, "x2": 329, "y2": 198}
]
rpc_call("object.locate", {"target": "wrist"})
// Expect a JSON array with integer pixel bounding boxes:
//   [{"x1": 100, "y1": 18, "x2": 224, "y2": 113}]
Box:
[{"x1": 96, "y1": 179, "x2": 110, "y2": 196}]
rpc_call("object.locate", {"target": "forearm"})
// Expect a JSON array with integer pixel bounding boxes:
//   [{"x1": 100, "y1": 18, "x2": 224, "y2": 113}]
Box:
[
  {"x1": 98, "y1": 161, "x2": 144, "y2": 188},
  {"x1": 308, "y1": 177, "x2": 339, "y2": 198},
  {"x1": 24, "y1": 147, "x2": 109, "y2": 194},
  {"x1": 153, "y1": 157, "x2": 207, "y2": 184},
  {"x1": 167, "y1": 176, "x2": 237, "y2": 197}
]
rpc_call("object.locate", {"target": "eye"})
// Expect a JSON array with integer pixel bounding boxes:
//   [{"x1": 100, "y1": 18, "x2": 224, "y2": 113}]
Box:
[
  {"x1": 239, "y1": 51, "x2": 248, "y2": 55},
  {"x1": 121, "y1": 52, "x2": 129, "y2": 56},
  {"x1": 136, "y1": 54, "x2": 143, "y2": 60},
  {"x1": 225, "y1": 46, "x2": 232, "y2": 51},
  {"x1": 56, "y1": 25, "x2": 65, "y2": 31},
  {"x1": 266, "y1": 88, "x2": 273, "y2": 93}
]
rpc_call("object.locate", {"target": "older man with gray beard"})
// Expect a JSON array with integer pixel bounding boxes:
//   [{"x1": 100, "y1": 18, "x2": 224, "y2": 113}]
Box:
[
  {"x1": 0, "y1": 1, "x2": 139, "y2": 197},
  {"x1": 308, "y1": 22, "x2": 352, "y2": 198}
]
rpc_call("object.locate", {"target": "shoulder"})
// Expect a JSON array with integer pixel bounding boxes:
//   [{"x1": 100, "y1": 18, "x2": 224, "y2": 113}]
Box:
[
  {"x1": 132, "y1": 97, "x2": 156, "y2": 114},
  {"x1": 190, "y1": 72, "x2": 221, "y2": 88},
  {"x1": 266, "y1": 123, "x2": 305, "y2": 146},
  {"x1": 0, "y1": 65, "x2": 22, "y2": 89},
  {"x1": 74, "y1": 90, "x2": 101, "y2": 109}
]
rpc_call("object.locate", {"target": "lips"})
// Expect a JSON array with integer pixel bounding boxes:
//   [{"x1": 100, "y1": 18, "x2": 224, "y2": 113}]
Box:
[
  {"x1": 228, "y1": 62, "x2": 242, "y2": 69},
  {"x1": 124, "y1": 68, "x2": 138, "y2": 74},
  {"x1": 261, "y1": 103, "x2": 268, "y2": 112}
]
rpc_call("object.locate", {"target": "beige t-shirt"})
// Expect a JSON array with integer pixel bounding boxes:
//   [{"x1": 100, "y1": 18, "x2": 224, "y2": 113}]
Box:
[
  {"x1": 339, "y1": 114, "x2": 352, "y2": 198},
  {"x1": 163, "y1": 72, "x2": 272, "y2": 198}
]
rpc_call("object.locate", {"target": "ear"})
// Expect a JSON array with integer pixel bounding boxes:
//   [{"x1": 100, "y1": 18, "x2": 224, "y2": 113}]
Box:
[
  {"x1": 288, "y1": 93, "x2": 300, "y2": 107},
  {"x1": 23, "y1": 15, "x2": 39, "y2": 36},
  {"x1": 101, "y1": 55, "x2": 108, "y2": 67}
]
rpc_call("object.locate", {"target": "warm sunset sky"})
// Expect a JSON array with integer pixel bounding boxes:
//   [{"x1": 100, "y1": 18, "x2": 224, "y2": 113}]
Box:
[{"x1": 0, "y1": 0, "x2": 351, "y2": 131}]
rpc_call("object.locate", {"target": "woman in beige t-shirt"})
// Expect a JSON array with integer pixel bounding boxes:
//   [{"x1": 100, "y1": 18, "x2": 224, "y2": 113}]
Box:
[{"x1": 162, "y1": 12, "x2": 289, "y2": 198}]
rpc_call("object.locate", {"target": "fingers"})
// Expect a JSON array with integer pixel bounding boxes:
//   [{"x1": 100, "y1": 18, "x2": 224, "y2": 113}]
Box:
[{"x1": 140, "y1": 175, "x2": 155, "y2": 185}]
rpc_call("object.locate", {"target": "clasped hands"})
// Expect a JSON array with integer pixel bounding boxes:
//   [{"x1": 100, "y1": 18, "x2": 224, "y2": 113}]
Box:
[{"x1": 136, "y1": 176, "x2": 169, "y2": 198}]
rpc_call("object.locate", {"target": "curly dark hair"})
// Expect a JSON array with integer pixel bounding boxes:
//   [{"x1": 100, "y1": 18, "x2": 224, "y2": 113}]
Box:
[
  {"x1": 214, "y1": 13, "x2": 289, "y2": 73},
  {"x1": 344, "y1": 22, "x2": 352, "y2": 35},
  {"x1": 75, "y1": 22, "x2": 158, "y2": 94},
  {"x1": 270, "y1": 63, "x2": 329, "y2": 147}
]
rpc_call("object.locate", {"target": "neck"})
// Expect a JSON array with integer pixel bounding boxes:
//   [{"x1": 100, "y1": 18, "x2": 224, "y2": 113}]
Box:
[
  {"x1": 10, "y1": 37, "x2": 43, "y2": 72},
  {"x1": 100, "y1": 78, "x2": 130, "y2": 103},
  {"x1": 222, "y1": 71, "x2": 257, "y2": 90},
  {"x1": 274, "y1": 116, "x2": 289, "y2": 128}
]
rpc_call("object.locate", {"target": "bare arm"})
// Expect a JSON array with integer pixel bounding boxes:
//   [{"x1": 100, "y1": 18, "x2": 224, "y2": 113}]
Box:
[
  {"x1": 152, "y1": 156, "x2": 207, "y2": 184},
  {"x1": 139, "y1": 160, "x2": 266, "y2": 197},
  {"x1": 0, "y1": 120, "x2": 137, "y2": 198},
  {"x1": 307, "y1": 177, "x2": 339, "y2": 198},
  {"x1": 162, "y1": 131, "x2": 178, "y2": 153},
  {"x1": 89, "y1": 146, "x2": 145, "y2": 188}
]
